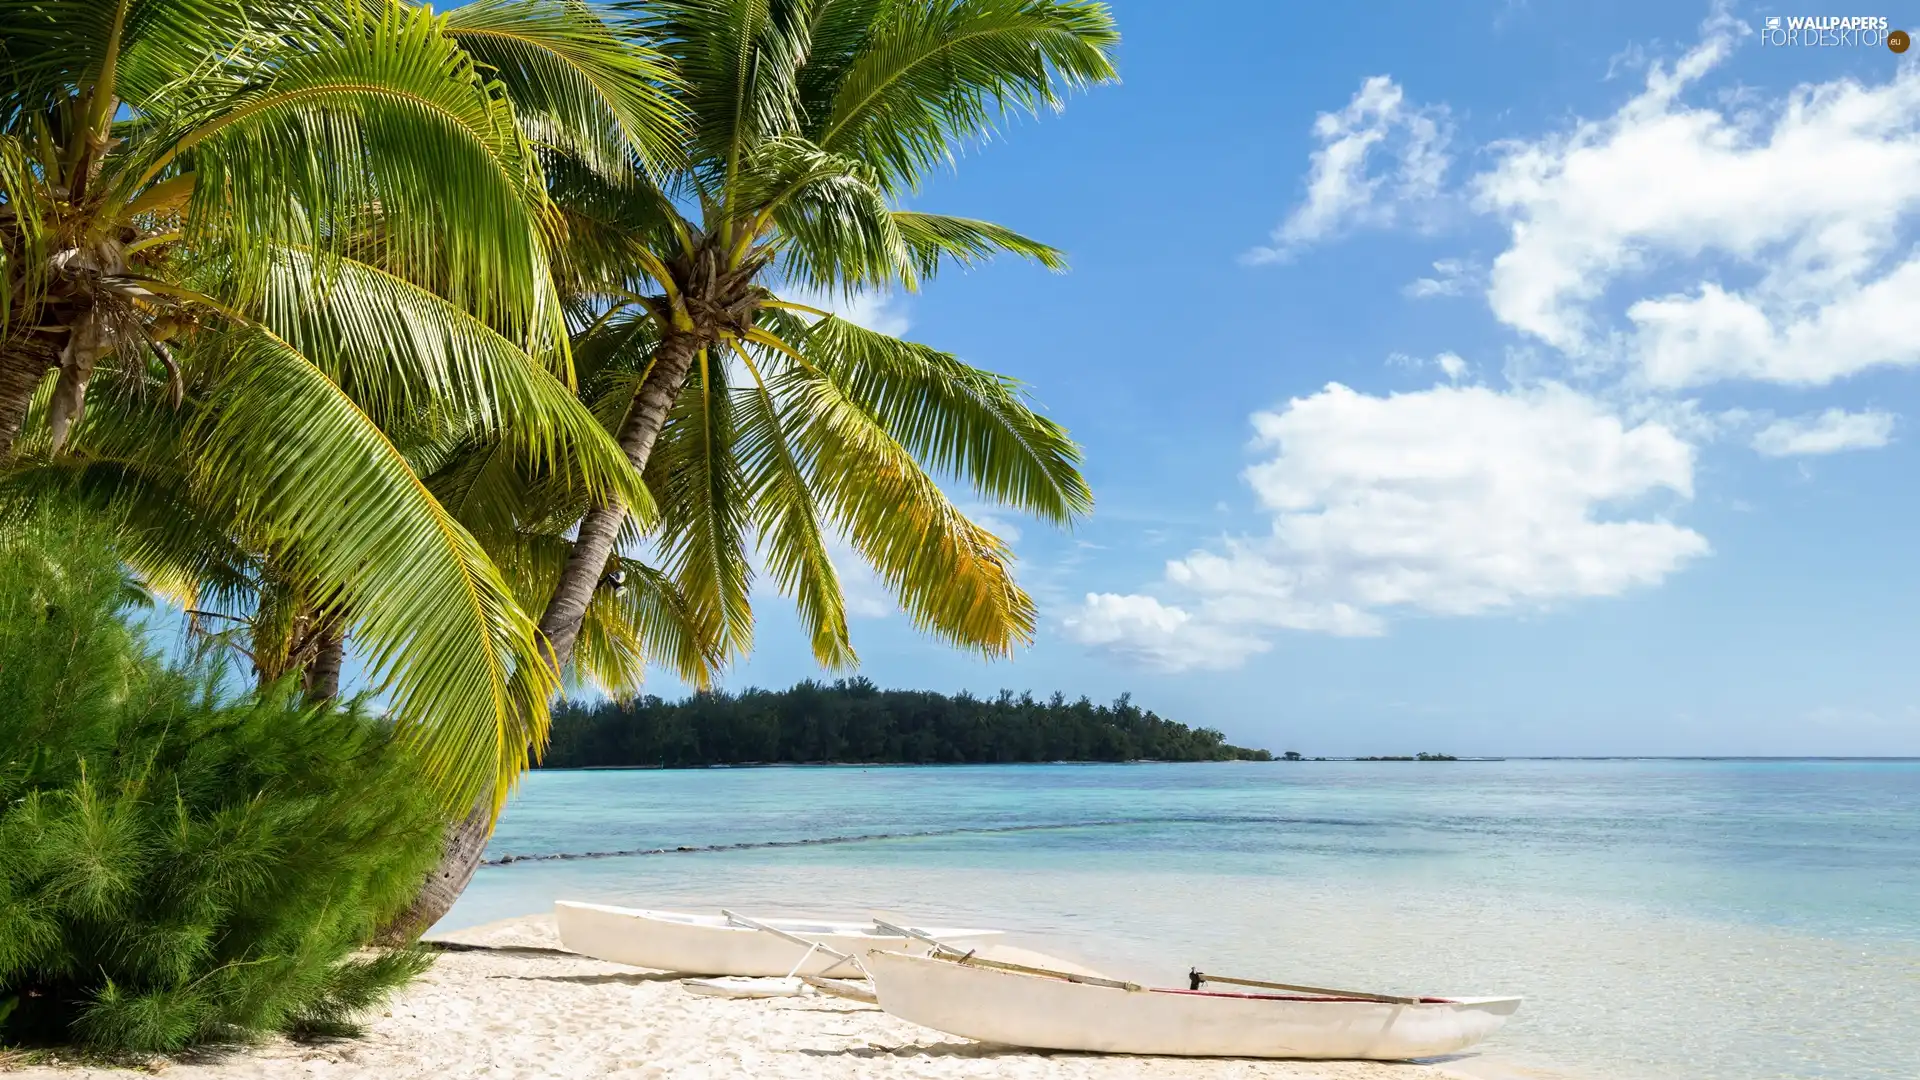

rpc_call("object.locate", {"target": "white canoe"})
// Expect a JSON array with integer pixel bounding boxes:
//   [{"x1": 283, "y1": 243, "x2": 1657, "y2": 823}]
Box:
[
  {"x1": 865, "y1": 950, "x2": 1521, "y2": 1060},
  {"x1": 553, "y1": 901, "x2": 1002, "y2": 977}
]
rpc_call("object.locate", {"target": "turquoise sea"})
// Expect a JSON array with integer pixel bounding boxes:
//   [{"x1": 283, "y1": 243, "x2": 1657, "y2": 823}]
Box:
[{"x1": 440, "y1": 760, "x2": 1920, "y2": 1080}]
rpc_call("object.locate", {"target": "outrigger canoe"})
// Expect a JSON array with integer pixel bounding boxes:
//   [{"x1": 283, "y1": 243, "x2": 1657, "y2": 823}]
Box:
[
  {"x1": 864, "y1": 949, "x2": 1521, "y2": 1060},
  {"x1": 553, "y1": 901, "x2": 1002, "y2": 977}
]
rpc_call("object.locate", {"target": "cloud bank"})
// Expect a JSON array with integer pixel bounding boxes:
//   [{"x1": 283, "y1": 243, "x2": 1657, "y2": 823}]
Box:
[
  {"x1": 1066, "y1": 382, "x2": 1708, "y2": 670},
  {"x1": 1072, "y1": 10, "x2": 1912, "y2": 672}
]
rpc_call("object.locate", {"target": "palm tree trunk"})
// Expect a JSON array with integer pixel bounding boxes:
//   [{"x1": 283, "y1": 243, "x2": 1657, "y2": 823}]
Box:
[
  {"x1": 301, "y1": 616, "x2": 345, "y2": 702},
  {"x1": 0, "y1": 341, "x2": 56, "y2": 459},
  {"x1": 384, "y1": 330, "x2": 706, "y2": 941},
  {"x1": 377, "y1": 800, "x2": 493, "y2": 945},
  {"x1": 47, "y1": 312, "x2": 108, "y2": 456},
  {"x1": 536, "y1": 330, "x2": 704, "y2": 671}
]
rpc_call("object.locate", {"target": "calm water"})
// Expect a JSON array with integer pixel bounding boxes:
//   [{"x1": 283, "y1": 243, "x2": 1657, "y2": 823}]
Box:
[{"x1": 441, "y1": 760, "x2": 1920, "y2": 1080}]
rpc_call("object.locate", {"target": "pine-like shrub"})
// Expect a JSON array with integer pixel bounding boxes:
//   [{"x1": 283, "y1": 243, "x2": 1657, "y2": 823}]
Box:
[{"x1": 0, "y1": 508, "x2": 444, "y2": 1053}]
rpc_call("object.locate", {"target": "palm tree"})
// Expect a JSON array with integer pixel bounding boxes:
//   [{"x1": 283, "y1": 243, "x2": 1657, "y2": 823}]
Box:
[
  {"x1": 386, "y1": 0, "x2": 1120, "y2": 934},
  {"x1": 531, "y1": 0, "x2": 1117, "y2": 676},
  {"x1": 0, "y1": 0, "x2": 683, "y2": 809}
]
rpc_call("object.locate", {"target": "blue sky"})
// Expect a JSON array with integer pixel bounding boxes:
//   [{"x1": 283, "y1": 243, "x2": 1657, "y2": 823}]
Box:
[
  {"x1": 264, "y1": 1, "x2": 1917, "y2": 756},
  {"x1": 650, "y1": 0, "x2": 1920, "y2": 757}
]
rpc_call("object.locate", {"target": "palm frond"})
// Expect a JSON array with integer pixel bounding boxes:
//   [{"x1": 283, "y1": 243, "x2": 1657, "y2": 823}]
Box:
[
  {"x1": 574, "y1": 555, "x2": 723, "y2": 695},
  {"x1": 808, "y1": 0, "x2": 1119, "y2": 194},
  {"x1": 188, "y1": 325, "x2": 556, "y2": 811},
  {"x1": 643, "y1": 348, "x2": 755, "y2": 660},
  {"x1": 249, "y1": 247, "x2": 652, "y2": 515},
  {"x1": 0, "y1": 458, "x2": 256, "y2": 612},
  {"x1": 420, "y1": 432, "x2": 529, "y2": 542},
  {"x1": 0, "y1": 135, "x2": 52, "y2": 336},
  {"x1": 624, "y1": 0, "x2": 811, "y2": 203},
  {"x1": 0, "y1": 0, "x2": 280, "y2": 123},
  {"x1": 445, "y1": 0, "x2": 685, "y2": 178},
  {"x1": 482, "y1": 521, "x2": 720, "y2": 696},
  {"x1": 155, "y1": 3, "x2": 553, "y2": 338},
  {"x1": 893, "y1": 210, "x2": 1065, "y2": 275},
  {"x1": 785, "y1": 313, "x2": 1090, "y2": 523},
  {"x1": 790, "y1": 0, "x2": 886, "y2": 116},
  {"x1": 729, "y1": 135, "x2": 916, "y2": 292},
  {"x1": 782, "y1": 354, "x2": 1036, "y2": 656},
  {"x1": 541, "y1": 153, "x2": 687, "y2": 300},
  {"x1": 731, "y1": 340, "x2": 853, "y2": 668},
  {"x1": 575, "y1": 306, "x2": 663, "y2": 424}
]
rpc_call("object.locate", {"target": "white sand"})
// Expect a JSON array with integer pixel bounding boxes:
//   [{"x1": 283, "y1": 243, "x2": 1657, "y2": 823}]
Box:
[{"x1": 8, "y1": 916, "x2": 1471, "y2": 1080}]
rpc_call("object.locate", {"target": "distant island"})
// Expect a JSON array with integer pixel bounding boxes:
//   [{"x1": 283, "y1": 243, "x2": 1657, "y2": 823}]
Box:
[
  {"x1": 541, "y1": 679, "x2": 1273, "y2": 768},
  {"x1": 1275, "y1": 751, "x2": 1460, "y2": 761}
]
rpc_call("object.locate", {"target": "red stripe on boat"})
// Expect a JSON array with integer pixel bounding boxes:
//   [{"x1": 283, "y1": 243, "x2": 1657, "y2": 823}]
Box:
[{"x1": 1150, "y1": 990, "x2": 1456, "y2": 1004}]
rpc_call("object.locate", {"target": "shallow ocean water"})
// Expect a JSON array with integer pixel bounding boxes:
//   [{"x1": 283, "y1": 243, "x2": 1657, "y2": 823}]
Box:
[{"x1": 440, "y1": 760, "x2": 1920, "y2": 1080}]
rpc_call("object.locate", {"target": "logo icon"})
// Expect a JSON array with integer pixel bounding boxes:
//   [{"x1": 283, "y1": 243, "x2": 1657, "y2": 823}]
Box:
[{"x1": 1758, "y1": 15, "x2": 1898, "y2": 49}]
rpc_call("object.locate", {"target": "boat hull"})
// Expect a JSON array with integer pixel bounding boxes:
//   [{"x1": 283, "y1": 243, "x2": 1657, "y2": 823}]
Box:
[
  {"x1": 865, "y1": 950, "x2": 1521, "y2": 1060},
  {"x1": 553, "y1": 901, "x2": 1001, "y2": 977}
]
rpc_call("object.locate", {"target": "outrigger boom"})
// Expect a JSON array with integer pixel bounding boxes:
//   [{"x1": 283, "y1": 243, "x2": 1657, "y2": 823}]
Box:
[
  {"x1": 871, "y1": 918, "x2": 1143, "y2": 991},
  {"x1": 1187, "y1": 970, "x2": 1422, "y2": 1005},
  {"x1": 721, "y1": 909, "x2": 863, "y2": 979}
]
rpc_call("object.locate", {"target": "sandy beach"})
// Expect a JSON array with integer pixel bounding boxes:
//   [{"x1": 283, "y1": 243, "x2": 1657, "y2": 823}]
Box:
[{"x1": 5, "y1": 916, "x2": 1475, "y2": 1080}]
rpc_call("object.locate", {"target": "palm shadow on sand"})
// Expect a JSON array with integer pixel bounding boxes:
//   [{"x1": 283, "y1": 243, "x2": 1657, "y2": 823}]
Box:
[
  {"x1": 794, "y1": 1041, "x2": 1062, "y2": 1060},
  {"x1": 490, "y1": 971, "x2": 687, "y2": 985},
  {"x1": 799, "y1": 1043, "x2": 1452, "y2": 1070}
]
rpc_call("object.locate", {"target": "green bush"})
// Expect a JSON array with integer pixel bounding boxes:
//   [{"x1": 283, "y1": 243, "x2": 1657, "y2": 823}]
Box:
[{"x1": 0, "y1": 508, "x2": 444, "y2": 1053}]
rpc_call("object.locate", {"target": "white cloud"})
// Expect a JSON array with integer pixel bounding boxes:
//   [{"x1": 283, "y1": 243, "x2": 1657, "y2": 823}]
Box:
[
  {"x1": 827, "y1": 535, "x2": 895, "y2": 620},
  {"x1": 1403, "y1": 257, "x2": 1479, "y2": 298},
  {"x1": 834, "y1": 292, "x2": 911, "y2": 338},
  {"x1": 778, "y1": 285, "x2": 911, "y2": 337},
  {"x1": 1751, "y1": 408, "x2": 1896, "y2": 457},
  {"x1": 1629, "y1": 258, "x2": 1920, "y2": 388},
  {"x1": 1060, "y1": 594, "x2": 1269, "y2": 672},
  {"x1": 1470, "y1": 14, "x2": 1920, "y2": 386},
  {"x1": 963, "y1": 504, "x2": 1024, "y2": 545},
  {"x1": 1065, "y1": 382, "x2": 1710, "y2": 671},
  {"x1": 1238, "y1": 382, "x2": 1706, "y2": 612},
  {"x1": 1618, "y1": 397, "x2": 1756, "y2": 445},
  {"x1": 1388, "y1": 350, "x2": 1470, "y2": 382},
  {"x1": 1247, "y1": 76, "x2": 1451, "y2": 263},
  {"x1": 1604, "y1": 40, "x2": 1652, "y2": 81},
  {"x1": 1254, "y1": 12, "x2": 1920, "y2": 402}
]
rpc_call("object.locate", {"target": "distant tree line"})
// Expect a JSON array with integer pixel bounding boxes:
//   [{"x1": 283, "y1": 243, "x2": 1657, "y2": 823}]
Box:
[
  {"x1": 1275, "y1": 752, "x2": 1458, "y2": 761},
  {"x1": 541, "y1": 679, "x2": 1273, "y2": 768}
]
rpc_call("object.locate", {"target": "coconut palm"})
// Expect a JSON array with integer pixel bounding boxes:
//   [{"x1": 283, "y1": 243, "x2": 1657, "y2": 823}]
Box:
[
  {"x1": 0, "y1": 0, "x2": 683, "y2": 809},
  {"x1": 383, "y1": 0, "x2": 1119, "y2": 935},
  {"x1": 537, "y1": 0, "x2": 1118, "y2": 671}
]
